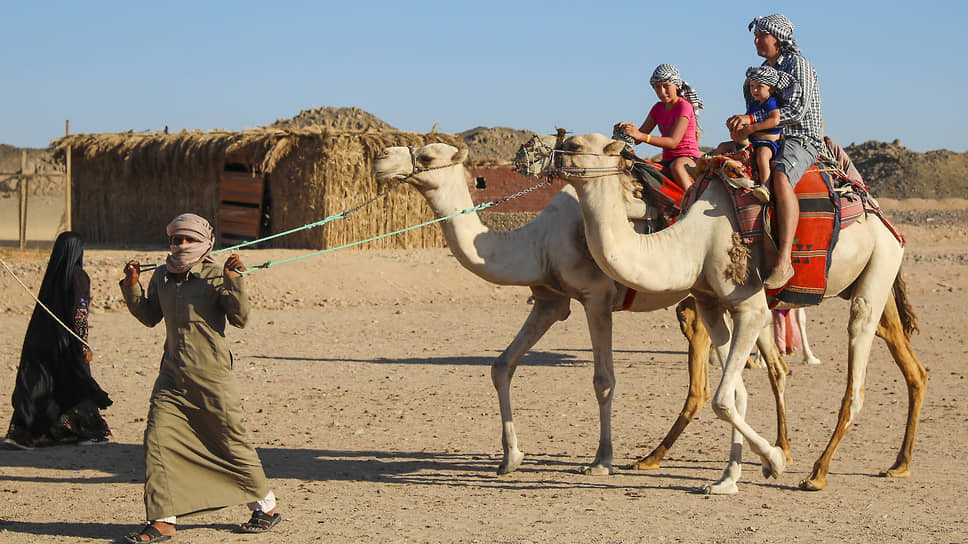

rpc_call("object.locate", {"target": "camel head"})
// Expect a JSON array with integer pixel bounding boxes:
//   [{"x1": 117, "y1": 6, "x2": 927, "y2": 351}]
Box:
[
  {"x1": 373, "y1": 143, "x2": 468, "y2": 188},
  {"x1": 554, "y1": 133, "x2": 637, "y2": 202}
]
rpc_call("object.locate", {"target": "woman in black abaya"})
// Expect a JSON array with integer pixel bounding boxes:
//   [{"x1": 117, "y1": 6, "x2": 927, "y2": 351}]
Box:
[{"x1": 5, "y1": 231, "x2": 111, "y2": 449}]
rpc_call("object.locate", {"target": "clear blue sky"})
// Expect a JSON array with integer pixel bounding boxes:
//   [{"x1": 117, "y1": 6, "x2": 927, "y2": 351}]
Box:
[{"x1": 2, "y1": 1, "x2": 964, "y2": 153}]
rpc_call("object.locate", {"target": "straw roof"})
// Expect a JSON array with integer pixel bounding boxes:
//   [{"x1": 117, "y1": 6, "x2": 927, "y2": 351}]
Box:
[{"x1": 50, "y1": 127, "x2": 464, "y2": 249}]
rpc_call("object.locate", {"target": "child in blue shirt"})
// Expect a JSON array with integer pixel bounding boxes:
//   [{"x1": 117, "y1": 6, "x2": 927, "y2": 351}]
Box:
[{"x1": 716, "y1": 65, "x2": 796, "y2": 201}]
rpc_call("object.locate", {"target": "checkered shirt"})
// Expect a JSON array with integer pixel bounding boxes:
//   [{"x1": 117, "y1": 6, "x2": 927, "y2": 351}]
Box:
[{"x1": 749, "y1": 52, "x2": 823, "y2": 147}]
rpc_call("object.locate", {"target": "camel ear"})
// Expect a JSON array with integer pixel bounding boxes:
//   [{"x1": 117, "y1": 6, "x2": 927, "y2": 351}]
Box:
[
  {"x1": 452, "y1": 147, "x2": 469, "y2": 164},
  {"x1": 604, "y1": 139, "x2": 627, "y2": 156}
]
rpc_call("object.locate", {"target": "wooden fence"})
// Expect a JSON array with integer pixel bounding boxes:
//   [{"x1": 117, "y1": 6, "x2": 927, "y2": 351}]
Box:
[{"x1": 0, "y1": 148, "x2": 71, "y2": 248}]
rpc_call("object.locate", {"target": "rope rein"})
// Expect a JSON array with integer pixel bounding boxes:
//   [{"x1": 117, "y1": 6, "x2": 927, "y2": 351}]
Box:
[
  {"x1": 237, "y1": 149, "x2": 554, "y2": 274},
  {"x1": 0, "y1": 258, "x2": 94, "y2": 351},
  {"x1": 138, "y1": 176, "x2": 410, "y2": 272}
]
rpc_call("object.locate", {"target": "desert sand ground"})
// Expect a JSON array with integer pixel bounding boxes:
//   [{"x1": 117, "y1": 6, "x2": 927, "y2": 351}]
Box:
[{"x1": 0, "y1": 200, "x2": 966, "y2": 543}]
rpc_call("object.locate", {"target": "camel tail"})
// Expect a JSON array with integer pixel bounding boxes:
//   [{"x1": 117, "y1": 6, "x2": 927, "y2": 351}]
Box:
[{"x1": 892, "y1": 266, "x2": 920, "y2": 338}]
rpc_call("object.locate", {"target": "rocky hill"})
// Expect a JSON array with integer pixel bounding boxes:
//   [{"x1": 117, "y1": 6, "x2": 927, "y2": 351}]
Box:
[
  {"x1": 458, "y1": 126, "x2": 538, "y2": 166},
  {"x1": 844, "y1": 140, "x2": 968, "y2": 199},
  {"x1": 269, "y1": 106, "x2": 395, "y2": 131}
]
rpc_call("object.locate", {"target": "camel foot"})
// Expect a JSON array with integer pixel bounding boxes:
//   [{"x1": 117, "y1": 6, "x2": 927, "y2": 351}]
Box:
[
  {"x1": 880, "y1": 466, "x2": 911, "y2": 478},
  {"x1": 702, "y1": 480, "x2": 740, "y2": 495},
  {"x1": 624, "y1": 456, "x2": 661, "y2": 471},
  {"x1": 760, "y1": 446, "x2": 786, "y2": 479},
  {"x1": 497, "y1": 449, "x2": 525, "y2": 475},
  {"x1": 798, "y1": 476, "x2": 827, "y2": 491},
  {"x1": 581, "y1": 463, "x2": 613, "y2": 476},
  {"x1": 803, "y1": 355, "x2": 821, "y2": 365}
]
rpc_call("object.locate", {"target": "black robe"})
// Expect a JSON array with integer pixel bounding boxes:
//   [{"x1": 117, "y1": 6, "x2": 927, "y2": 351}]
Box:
[{"x1": 8, "y1": 265, "x2": 111, "y2": 444}]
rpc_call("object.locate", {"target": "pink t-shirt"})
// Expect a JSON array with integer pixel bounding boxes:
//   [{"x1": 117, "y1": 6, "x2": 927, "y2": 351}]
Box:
[{"x1": 648, "y1": 99, "x2": 701, "y2": 161}]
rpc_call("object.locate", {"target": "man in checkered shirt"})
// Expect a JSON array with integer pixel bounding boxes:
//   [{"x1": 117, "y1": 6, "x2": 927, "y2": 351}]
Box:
[{"x1": 727, "y1": 13, "x2": 823, "y2": 289}]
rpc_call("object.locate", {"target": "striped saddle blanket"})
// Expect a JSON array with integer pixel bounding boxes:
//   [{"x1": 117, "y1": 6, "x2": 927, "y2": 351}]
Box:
[{"x1": 687, "y1": 154, "x2": 901, "y2": 308}]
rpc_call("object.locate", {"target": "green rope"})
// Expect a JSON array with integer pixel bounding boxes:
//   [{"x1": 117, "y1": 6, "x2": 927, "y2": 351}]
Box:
[
  {"x1": 138, "y1": 174, "x2": 552, "y2": 275},
  {"x1": 239, "y1": 200, "x2": 496, "y2": 274},
  {"x1": 138, "y1": 209, "x2": 349, "y2": 272},
  {"x1": 139, "y1": 179, "x2": 409, "y2": 271},
  {"x1": 213, "y1": 212, "x2": 346, "y2": 255}
]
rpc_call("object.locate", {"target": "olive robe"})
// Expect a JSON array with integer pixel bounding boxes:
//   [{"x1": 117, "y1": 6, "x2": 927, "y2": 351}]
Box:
[{"x1": 121, "y1": 261, "x2": 268, "y2": 520}]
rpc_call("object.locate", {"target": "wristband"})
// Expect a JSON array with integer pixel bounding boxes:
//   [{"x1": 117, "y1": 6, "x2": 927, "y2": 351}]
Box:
[
  {"x1": 646, "y1": 134, "x2": 652, "y2": 144},
  {"x1": 749, "y1": 115, "x2": 754, "y2": 125}
]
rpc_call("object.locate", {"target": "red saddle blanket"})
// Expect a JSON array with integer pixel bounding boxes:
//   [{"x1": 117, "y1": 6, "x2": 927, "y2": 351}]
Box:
[
  {"x1": 685, "y1": 156, "x2": 892, "y2": 308},
  {"x1": 623, "y1": 150, "x2": 685, "y2": 223},
  {"x1": 766, "y1": 166, "x2": 860, "y2": 307}
]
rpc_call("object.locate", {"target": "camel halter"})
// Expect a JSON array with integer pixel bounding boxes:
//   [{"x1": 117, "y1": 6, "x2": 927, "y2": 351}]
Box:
[
  {"x1": 549, "y1": 148, "x2": 630, "y2": 178},
  {"x1": 406, "y1": 145, "x2": 464, "y2": 178},
  {"x1": 513, "y1": 135, "x2": 630, "y2": 179}
]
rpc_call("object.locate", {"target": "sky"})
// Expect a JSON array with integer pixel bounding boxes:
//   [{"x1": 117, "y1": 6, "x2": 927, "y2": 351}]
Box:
[{"x1": 2, "y1": 1, "x2": 965, "y2": 153}]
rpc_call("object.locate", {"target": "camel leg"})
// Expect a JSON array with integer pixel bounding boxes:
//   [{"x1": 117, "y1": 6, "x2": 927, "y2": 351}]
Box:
[
  {"x1": 627, "y1": 296, "x2": 712, "y2": 470},
  {"x1": 698, "y1": 298, "x2": 786, "y2": 495},
  {"x1": 493, "y1": 287, "x2": 571, "y2": 475},
  {"x1": 874, "y1": 288, "x2": 927, "y2": 479},
  {"x1": 580, "y1": 295, "x2": 617, "y2": 475},
  {"x1": 799, "y1": 294, "x2": 882, "y2": 490},
  {"x1": 695, "y1": 302, "x2": 746, "y2": 495},
  {"x1": 796, "y1": 308, "x2": 822, "y2": 365},
  {"x1": 799, "y1": 234, "x2": 906, "y2": 492},
  {"x1": 755, "y1": 322, "x2": 793, "y2": 464}
]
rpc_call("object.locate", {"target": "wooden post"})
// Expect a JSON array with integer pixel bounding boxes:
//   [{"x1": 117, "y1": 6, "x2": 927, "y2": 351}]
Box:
[
  {"x1": 65, "y1": 120, "x2": 72, "y2": 233},
  {"x1": 19, "y1": 151, "x2": 27, "y2": 249},
  {"x1": 65, "y1": 145, "x2": 72, "y2": 232}
]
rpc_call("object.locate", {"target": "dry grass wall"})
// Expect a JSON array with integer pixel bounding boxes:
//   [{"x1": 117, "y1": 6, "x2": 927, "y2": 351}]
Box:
[{"x1": 52, "y1": 129, "x2": 462, "y2": 249}]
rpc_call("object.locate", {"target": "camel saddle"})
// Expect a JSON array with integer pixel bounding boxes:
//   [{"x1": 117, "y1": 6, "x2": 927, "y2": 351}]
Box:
[{"x1": 687, "y1": 151, "x2": 904, "y2": 308}]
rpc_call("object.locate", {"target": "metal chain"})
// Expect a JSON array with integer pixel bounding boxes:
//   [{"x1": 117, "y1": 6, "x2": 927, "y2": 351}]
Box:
[{"x1": 480, "y1": 175, "x2": 557, "y2": 210}]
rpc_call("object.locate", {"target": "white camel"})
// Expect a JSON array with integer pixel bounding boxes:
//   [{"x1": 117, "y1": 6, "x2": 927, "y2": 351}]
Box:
[
  {"x1": 554, "y1": 133, "x2": 927, "y2": 493},
  {"x1": 373, "y1": 142, "x2": 792, "y2": 476}
]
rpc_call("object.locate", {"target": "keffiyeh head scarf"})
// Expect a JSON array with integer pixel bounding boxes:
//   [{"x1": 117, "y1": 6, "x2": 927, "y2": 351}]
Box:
[
  {"x1": 745, "y1": 65, "x2": 795, "y2": 93},
  {"x1": 165, "y1": 213, "x2": 216, "y2": 274},
  {"x1": 748, "y1": 14, "x2": 799, "y2": 54},
  {"x1": 649, "y1": 64, "x2": 704, "y2": 111}
]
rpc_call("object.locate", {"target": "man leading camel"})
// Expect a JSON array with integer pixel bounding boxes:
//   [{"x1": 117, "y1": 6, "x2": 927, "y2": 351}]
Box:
[{"x1": 727, "y1": 14, "x2": 823, "y2": 289}]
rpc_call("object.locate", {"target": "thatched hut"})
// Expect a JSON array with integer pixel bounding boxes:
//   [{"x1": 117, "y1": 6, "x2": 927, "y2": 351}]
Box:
[{"x1": 51, "y1": 128, "x2": 463, "y2": 249}]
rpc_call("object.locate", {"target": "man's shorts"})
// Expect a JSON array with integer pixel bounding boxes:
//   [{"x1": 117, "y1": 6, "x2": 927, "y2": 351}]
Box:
[{"x1": 771, "y1": 138, "x2": 820, "y2": 187}]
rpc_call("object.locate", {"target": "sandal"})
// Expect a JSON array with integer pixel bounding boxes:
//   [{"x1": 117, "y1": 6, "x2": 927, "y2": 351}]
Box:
[
  {"x1": 238, "y1": 510, "x2": 282, "y2": 534},
  {"x1": 122, "y1": 524, "x2": 172, "y2": 543}
]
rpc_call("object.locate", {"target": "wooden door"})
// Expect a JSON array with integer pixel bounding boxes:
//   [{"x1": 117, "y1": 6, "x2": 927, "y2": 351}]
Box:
[{"x1": 218, "y1": 170, "x2": 265, "y2": 247}]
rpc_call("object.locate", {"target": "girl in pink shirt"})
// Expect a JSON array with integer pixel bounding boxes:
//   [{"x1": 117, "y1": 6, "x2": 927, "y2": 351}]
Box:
[{"x1": 614, "y1": 64, "x2": 703, "y2": 190}]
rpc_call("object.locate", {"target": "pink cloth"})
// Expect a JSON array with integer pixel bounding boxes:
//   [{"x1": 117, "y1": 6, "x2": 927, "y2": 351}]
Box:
[
  {"x1": 649, "y1": 99, "x2": 701, "y2": 161},
  {"x1": 773, "y1": 309, "x2": 803, "y2": 354}
]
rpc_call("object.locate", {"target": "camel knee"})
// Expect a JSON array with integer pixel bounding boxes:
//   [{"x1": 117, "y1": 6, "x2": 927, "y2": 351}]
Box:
[
  {"x1": 593, "y1": 374, "x2": 615, "y2": 400},
  {"x1": 849, "y1": 296, "x2": 874, "y2": 336},
  {"x1": 711, "y1": 394, "x2": 734, "y2": 421}
]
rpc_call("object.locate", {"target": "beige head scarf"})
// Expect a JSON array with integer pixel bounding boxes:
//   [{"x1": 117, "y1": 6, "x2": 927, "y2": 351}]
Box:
[{"x1": 165, "y1": 213, "x2": 215, "y2": 274}]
